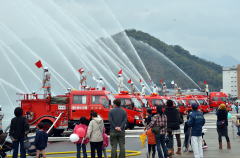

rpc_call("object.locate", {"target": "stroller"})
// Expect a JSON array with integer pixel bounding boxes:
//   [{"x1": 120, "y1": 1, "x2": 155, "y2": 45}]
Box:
[{"x1": 0, "y1": 130, "x2": 13, "y2": 158}]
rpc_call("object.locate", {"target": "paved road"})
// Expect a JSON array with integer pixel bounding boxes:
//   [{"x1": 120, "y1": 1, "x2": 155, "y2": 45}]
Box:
[{"x1": 8, "y1": 113, "x2": 240, "y2": 157}]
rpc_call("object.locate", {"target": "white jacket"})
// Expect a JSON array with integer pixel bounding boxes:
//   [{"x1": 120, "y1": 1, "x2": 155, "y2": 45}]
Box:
[{"x1": 86, "y1": 116, "x2": 104, "y2": 142}]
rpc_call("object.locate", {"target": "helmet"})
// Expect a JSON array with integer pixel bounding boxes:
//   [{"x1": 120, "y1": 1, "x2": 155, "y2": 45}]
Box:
[{"x1": 44, "y1": 67, "x2": 48, "y2": 71}]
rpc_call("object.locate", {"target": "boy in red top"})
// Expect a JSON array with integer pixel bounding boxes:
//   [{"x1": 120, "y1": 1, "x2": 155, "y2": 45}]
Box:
[{"x1": 146, "y1": 128, "x2": 156, "y2": 158}]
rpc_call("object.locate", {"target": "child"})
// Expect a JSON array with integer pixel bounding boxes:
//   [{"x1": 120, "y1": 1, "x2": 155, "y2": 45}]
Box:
[
  {"x1": 146, "y1": 128, "x2": 156, "y2": 158},
  {"x1": 235, "y1": 114, "x2": 240, "y2": 136},
  {"x1": 74, "y1": 117, "x2": 89, "y2": 158},
  {"x1": 102, "y1": 128, "x2": 109, "y2": 158},
  {"x1": 35, "y1": 122, "x2": 48, "y2": 158}
]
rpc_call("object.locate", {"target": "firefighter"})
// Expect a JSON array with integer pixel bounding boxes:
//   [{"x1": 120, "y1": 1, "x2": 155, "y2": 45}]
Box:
[
  {"x1": 117, "y1": 74, "x2": 124, "y2": 93},
  {"x1": 205, "y1": 84, "x2": 209, "y2": 96},
  {"x1": 79, "y1": 68, "x2": 87, "y2": 90},
  {"x1": 93, "y1": 76, "x2": 104, "y2": 90},
  {"x1": 0, "y1": 105, "x2": 3, "y2": 130},
  {"x1": 152, "y1": 84, "x2": 159, "y2": 94},
  {"x1": 162, "y1": 82, "x2": 167, "y2": 94},
  {"x1": 141, "y1": 84, "x2": 146, "y2": 96},
  {"x1": 42, "y1": 67, "x2": 51, "y2": 98},
  {"x1": 130, "y1": 82, "x2": 136, "y2": 94}
]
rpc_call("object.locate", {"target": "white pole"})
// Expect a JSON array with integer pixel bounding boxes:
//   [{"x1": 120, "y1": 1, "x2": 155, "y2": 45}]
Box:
[{"x1": 47, "y1": 112, "x2": 63, "y2": 134}]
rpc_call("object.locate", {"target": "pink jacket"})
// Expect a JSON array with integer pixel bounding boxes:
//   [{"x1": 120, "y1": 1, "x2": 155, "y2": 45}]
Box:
[{"x1": 73, "y1": 124, "x2": 89, "y2": 144}]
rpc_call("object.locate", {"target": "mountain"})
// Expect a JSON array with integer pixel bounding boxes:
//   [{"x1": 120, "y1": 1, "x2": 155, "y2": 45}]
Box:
[
  {"x1": 199, "y1": 54, "x2": 240, "y2": 67},
  {"x1": 122, "y1": 29, "x2": 222, "y2": 91}
]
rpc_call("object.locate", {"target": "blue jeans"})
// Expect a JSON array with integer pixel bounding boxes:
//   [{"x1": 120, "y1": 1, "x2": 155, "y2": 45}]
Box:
[
  {"x1": 76, "y1": 143, "x2": 87, "y2": 158},
  {"x1": 155, "y1": 134, "x2": 168, "y2": 158},
  {"x1": 12, "y1": 138, "x2": 26, "y2": 158}
]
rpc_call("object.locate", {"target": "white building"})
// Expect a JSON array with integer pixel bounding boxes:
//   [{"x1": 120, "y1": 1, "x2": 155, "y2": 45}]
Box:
[{"x1": 222, "y1": 65, "x2": 240, "y2": 98}]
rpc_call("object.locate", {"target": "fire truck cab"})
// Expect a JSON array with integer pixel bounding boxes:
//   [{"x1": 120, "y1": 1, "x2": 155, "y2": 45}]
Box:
[
  {"x1": 194, "y1": 95, "x2": 211, "y2": 113},
  {"x1": 20, "y1": 89, "x2": 114, "y2": 135},
  {"x1": 145, "y1": 93, "x2": 165, "y2": 114},
  {"x1": 114, "y1": 91, "x2": 143, "y2": 129},
  {"x1": 209, "y1": 92, "x2": 232, "y2": 111}
]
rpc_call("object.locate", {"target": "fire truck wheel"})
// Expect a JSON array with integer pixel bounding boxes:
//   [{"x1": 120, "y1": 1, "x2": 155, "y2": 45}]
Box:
[{"x1": 53, "y1": 129, "x2": 64, "y2": 137}]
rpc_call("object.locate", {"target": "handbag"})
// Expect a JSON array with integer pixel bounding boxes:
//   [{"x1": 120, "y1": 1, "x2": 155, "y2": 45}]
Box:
[{"x1": 217, "y1": 120, "x2": 225, "y2": 127}]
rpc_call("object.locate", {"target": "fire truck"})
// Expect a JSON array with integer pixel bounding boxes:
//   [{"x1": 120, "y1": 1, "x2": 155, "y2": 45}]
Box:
[
  {"x1": 209, "y1": 92, "x2": 232, "y2": 111},
  {"x1": 19, "y1": 89, "x2": 114, "y2": 135},
  {"x1": 193, "y1": 95, "x2": 211, "y2": 113},
  {"x1": 144, "y1": 93, "x2": 165, "y2": 114},
  {"x1": 175, "y1": 97, "x2": 187, "y2": 115},
  {"x1": 181, "y1": 96, "x2": 199, "y2": 113},
  {"x1": 114, "y1": 91, "x2": 143, "y2": 129},
  {"x1": 133, "y1": 93, "x2": 148, "y2": 119}
]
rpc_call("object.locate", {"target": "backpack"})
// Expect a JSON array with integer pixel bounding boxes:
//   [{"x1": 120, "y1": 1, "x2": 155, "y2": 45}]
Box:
[{"x1": 74, "y1": 124, "x2": 89, "y2": 144}]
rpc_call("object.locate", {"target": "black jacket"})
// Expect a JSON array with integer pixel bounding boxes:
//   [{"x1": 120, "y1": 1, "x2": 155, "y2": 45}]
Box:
[
  {"x1": 9, "y1": 116, "x2": 29, "y2": 139},
  {"x1": 35, "y1": 130, "x2": 48, "y2": 150},
  {"x1": 216, "y1": 109, "x2": 228, "y2": 126},
  {"x1": 165, "y1": 107, "x2": 181, "y2": 130}
]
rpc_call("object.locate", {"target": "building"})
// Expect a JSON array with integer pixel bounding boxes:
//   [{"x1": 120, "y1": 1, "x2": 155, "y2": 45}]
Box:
[{"x1": 222, "y1": 65, "x2": 240, "y2": 98}]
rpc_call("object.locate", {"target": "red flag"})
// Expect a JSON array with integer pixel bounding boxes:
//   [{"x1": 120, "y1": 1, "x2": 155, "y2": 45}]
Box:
[
  {"x1": 128, "y1": 79, "x2": 132, "y2": 84},
  {"x1": 140, "y1": 79, "x2": 142, "y2": 83},
  {"x1": 204, "y1": 80, "x2": 207, "y2": 84},
  {"x1": 118, "y1": 69, "x2": 122, "y2": 75},
  {"x1": 35, "y1": 60, "x2": 43, "y2": 68},
  {"x1": 160, "y1": 79, "x2": 163, "y2": 84}
]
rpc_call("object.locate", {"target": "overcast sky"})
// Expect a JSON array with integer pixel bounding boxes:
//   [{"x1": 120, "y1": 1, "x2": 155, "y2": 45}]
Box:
[{"x1": 102, "y1": 0, "x2": 240, "y2": 66}]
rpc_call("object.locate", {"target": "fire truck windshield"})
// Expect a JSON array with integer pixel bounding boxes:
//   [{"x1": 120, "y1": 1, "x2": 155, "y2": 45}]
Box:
[
  {"x1": 220, "y1": 97, "x2": 227, "y2": 102},
  {"x1": 212, "y1": 97, "x2": 219, "y2": 101},
  {"x1": 106, "y1": 93, "x2": 115, "y2": 102},
  {"x1": 152, "y1": 99, "x2": 164, "y2": 106},
  {"x1": 131, "y1": 98, "x2": 142, "y2": 108},
  {"x1": 178, "y1": 100, "x2": 185, "y2": 106},
  {"x1": 142, "y1": 98, "x2": 148, "y2": 105},
  {"x1": 92, "y1": 95, "x2": 109, "y2": 108},
  {"x1": 198, "y1": 99, "x2": 208, "y2": 105},
  {"x1": 189, "y1": 99, "x2": 198, "y2": 105}
]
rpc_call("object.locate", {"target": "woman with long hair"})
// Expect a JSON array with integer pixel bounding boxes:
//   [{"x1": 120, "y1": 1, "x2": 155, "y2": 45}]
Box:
[
  {"x1": 165, "y1": 100, "x2": 182, "y2": 156},
  {"x1": 216, "y1": 104, "x2": 231, "y2": 149}
]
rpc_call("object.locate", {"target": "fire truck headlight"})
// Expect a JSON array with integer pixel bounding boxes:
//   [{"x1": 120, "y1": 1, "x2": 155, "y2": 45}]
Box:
[{"x1": 134, "y1": 115, "x2": 140, "y2": 120}]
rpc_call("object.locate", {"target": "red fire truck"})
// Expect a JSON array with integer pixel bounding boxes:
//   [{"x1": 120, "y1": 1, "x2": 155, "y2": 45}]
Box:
[
  {"x1": 175, "y1": 97, "x2": 187, "y2": 115},
  {"x1": 114, "y1": 91, "x2": 143, "y2": 129},
  {"x1": 209, "y1": 92, "x2": 232, "y2": 111},
  {"x1": 144, "y1": 93, "x2": 165, "y2": 114},
  {"x1": 193, "y1": 95, "x2": 211, "y2": 113},
  {"x1": 20, "y1": 89, "x2": 114, "y2": 135}
]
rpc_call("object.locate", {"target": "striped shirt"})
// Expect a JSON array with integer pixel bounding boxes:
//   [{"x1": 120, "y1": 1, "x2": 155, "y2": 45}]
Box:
[{"x1": 146, "y1": 114, "x2": 167, "y2": 135}]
